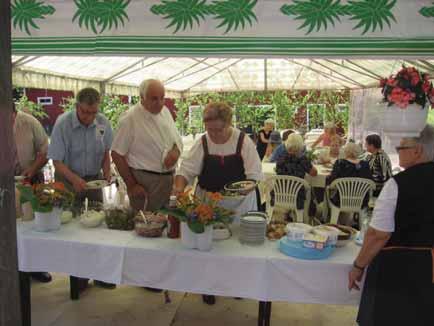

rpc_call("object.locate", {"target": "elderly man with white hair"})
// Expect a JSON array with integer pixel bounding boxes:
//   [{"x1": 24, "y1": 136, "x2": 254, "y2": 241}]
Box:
[
  {"x1": 349, "y1": 124, "x2": 434, "y2": 326},
  {"x1": 111, "y1": 79, "x2": 183, "y2": 213}
]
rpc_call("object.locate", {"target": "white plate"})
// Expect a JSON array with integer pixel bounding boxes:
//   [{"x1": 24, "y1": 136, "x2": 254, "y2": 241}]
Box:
[
  {"x1": 224, "y1": 180, "x2": 257, "y2": 193},
  {"x1": 14, "y1": 175, "x2": 25, "y2": 182},
  {"x1": 241, "y1": 215, "x2": 265, "y2": 223},
  {"x1": 86, "y1": 180, "x2": 109, "y2": 190}
]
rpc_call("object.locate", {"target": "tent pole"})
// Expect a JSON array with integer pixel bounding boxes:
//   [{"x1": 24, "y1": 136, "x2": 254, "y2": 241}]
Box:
[{"x1": 0, "y1": 1, "x2": 23, "y2": 325}]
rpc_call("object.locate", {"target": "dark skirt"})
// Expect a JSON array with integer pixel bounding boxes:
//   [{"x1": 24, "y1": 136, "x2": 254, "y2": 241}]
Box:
[{"x1": 357, "y1": 249, "x2": 434, "y2": 326}]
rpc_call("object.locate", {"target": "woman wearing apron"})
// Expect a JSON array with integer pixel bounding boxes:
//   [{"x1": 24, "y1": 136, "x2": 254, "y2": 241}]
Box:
[
  {"x1": 349, "y1": 126, "x2": 434, "y2": 326},
  {"x1": 174, "y1": 102, "x2": 263, "y2": 305}
]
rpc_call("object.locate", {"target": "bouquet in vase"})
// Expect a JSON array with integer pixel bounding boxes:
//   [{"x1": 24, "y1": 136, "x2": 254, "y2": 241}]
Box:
[
  {"x1": 17, "y1": 182, "x2": 74, "y2": 213},
  {"x1": 160, "y1": 192, "x2": 234, "y2": 234}
]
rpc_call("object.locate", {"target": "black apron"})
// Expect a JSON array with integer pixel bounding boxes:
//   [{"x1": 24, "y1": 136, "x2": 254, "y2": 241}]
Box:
[
  {"x1": 357, "y1": 163, "x2": 434, "y2": 326},
  {"x1": 198, "y1": 132, "x2": 246, "y2": 192}
]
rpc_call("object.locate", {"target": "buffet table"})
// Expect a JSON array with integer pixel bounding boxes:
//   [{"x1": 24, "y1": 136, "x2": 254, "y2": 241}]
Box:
[{"x1": 17, "y1": 220, "x2": 361, "y2": 325}]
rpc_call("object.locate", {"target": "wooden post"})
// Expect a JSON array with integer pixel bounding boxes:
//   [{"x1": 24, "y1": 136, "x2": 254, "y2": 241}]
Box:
[{"x1": 0, "y1": 1, "x2": 23, "y2": 326}]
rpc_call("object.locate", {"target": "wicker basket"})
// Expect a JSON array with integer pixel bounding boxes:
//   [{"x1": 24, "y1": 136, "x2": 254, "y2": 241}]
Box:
[{"x1": 135, "y1": 221, "x2": 165, "y2": 237}]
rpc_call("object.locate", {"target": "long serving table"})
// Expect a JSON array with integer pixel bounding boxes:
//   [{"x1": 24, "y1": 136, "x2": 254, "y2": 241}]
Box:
[{"x1": 17, "y1": 220, "x2": 361, "y2": 326}]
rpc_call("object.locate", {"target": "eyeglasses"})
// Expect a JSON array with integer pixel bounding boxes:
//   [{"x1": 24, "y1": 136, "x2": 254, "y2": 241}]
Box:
[{"x1": 395, "y1": 145, "x2": 415, "y2": 152}]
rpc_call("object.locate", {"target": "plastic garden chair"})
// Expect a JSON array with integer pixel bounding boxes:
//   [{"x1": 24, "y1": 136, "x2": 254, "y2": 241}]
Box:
[
  {"x1": 266, "y1": 175, "x2": 311, "y2": 223},
  {"x1": 325, "y1": 177, "x2": 375, "y2": 227}
]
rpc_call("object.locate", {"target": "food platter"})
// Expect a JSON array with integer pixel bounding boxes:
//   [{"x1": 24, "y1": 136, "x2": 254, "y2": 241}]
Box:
[
  {"x1": 224, "y1": 179, "x2": 258, "y2": 194},
  {"x1": 86, "y1": 180, "x2": 109, "y2": 189}
]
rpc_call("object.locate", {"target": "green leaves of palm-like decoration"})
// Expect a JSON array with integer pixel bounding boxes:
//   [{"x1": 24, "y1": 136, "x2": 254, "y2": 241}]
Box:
[
  {"x1": 72, "y1": 0, "x2": 130, "y2": 34},
  {"x1": 281, "y1": 0, "x2": 349, "y2": 34},
  {"x1": 209, "y1": 0, "x2": 258, "y2": 34},
  {"x1": 11, "y1": 0, "x2": 55, "y2": 35},
  {"x1": 419, "y1": 2, "x2": 434, "y2": 19},
  {"x1": 280, "y1": 0, "x2": 397, "y2": 35},
  {"x1": 150, "y1": 0, "x2": 258, "y2": 34},
  {"x1": 150, "y1": 0, "x2": 211, "y2": 34},
  {"x1": 349, "y1": 0, "x2": 397, "y2": 34}
]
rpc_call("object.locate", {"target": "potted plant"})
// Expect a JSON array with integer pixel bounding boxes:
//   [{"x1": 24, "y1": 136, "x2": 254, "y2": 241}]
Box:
[
  {"x1": 160, "y1": 192, "x2": 234, "y2": 251},
  {"x1": 380, "y1": 66, "x2": 434, "y2": 138},
  {"x1": 17, "y1": 182, "x2": 74, "y2": 231}
]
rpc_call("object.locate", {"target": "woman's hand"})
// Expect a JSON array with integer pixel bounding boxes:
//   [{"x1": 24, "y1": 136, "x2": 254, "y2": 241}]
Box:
[{"x1": 348, "y1": 267, "x2": 364, "y2": 291}]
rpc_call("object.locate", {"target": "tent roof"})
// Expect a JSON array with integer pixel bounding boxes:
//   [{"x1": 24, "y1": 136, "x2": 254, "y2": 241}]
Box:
[{"x1": 12, "y1": 56, "x2": 434, "y2": 96}]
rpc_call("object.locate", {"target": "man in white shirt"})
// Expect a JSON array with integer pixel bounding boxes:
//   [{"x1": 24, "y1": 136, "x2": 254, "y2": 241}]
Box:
[{"x1": 111, "y1": 79, "x2": 183, "y2": 212}]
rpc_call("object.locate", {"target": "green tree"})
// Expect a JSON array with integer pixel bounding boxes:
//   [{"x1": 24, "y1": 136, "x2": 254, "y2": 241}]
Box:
[{"x1": 16, "y1": 95, "x2": 48, "y2": 119}]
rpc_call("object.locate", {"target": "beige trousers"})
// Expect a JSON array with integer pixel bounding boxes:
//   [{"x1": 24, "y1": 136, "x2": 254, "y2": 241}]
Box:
[{"x1": 130, "y1": 169, "x2": 173, "y2": 212}]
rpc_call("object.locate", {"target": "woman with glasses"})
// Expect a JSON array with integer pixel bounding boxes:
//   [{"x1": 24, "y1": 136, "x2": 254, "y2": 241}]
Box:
[
  {"x1": 174, "y1": 102, "x2": 263, "y2": 305},
  {"x1": 349, "y1": 125, "x2": 434, "y2": 326}
]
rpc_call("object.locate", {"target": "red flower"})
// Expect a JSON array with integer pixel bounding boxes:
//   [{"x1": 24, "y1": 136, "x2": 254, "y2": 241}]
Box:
[{"x1": 422, "y1": 81, "x2": 431, "y2": 93}]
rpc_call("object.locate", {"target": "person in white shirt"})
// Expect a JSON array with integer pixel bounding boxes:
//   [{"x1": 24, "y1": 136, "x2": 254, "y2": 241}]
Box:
[
  {"x1": 111, "y1": 79, "x2": 183, "y2": 212},
  {"x1": 349, "y1": 124, "x2": 434, "y2": 326}
]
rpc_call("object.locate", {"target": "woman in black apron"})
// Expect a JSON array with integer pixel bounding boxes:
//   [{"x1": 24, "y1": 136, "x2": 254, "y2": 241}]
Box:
[
  {"x1": 349, "y1": 129, "x2": 434, "y2": 326},
  {"x1": 174, "y1": 102, "x2": 263, "y2": 305}
]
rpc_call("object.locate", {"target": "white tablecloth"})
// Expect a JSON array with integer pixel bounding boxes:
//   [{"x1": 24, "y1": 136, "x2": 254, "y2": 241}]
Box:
[
  {"x1": 17, "y1": 221, "x2": 360, "y2": 304},
  {"x1": 17, "y1": 220, "x2": 360, "y2": 305}
]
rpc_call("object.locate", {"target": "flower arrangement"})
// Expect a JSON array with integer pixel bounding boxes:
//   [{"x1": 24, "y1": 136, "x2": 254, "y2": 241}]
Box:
[
  {"x1": 160, "y1": 192, "x2": 234, "y2": 234},
  {"x1": 380, "y1": 66, "x2": 434, "y2": 109},
  {"x1": 17, "y1": 182, "x2": 74, "y2": 213}
]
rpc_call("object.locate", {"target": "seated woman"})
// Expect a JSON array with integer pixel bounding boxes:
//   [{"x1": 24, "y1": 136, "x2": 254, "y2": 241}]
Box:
[
  {"x1": 311, "y1": 122, "x2": 343, "y2": 148},
  {"x1": 327, "y1": 142, "x2": 373, "y2": 208},
  {"x1": 329, "y1": 135, "x2": 344, "y2": 161},
  {"x1": 364, "y1": 134, "x2": 392, "y2": 197},
  {"x1": 276, "y1": 133, "x2": 317, "y2": 209}
]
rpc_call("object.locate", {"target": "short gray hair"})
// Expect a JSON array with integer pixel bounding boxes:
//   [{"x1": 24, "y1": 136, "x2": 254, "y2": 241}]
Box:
[
  {"x1": 139, "y1": 79, "x2": 163, "y2": 98},
  {"x1": 343, "y1": 142, "x2": 362, "y2": 159},
  {"x1": 414, "y1": 124, "x2": 434, "y2": 161},
  {"x1": 285, "y1": 133, "x2": 304, "y2": 154}
]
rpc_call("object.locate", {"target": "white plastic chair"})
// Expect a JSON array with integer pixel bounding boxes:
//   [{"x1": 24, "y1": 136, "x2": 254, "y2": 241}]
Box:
[
  {"x1": 325, "y1": 178, "x2": 375, "y2": 227},
  {"x1": 266, "y1": 176, "x2": 311, "y2": 223}
]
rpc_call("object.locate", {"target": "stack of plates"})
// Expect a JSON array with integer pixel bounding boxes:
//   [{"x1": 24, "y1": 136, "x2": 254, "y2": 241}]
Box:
[{"x1": 239, "y1": 214, "x2": 267, "y2": 245}]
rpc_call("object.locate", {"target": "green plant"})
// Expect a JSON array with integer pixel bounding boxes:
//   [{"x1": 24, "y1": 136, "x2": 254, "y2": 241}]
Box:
[
  {"x1": 159, "y1": 192, "x2": 233, "y2": 233},
  {"x1": 16, "y1": 95, "x2": 48, "y2": 119},
  {"x1": 272, "y1": 91, "x2": 295, "y2": 130},
  {"x1": 11, "y1": 0, "x2": 55, "y2": 35},
  {"x1": 72, "y1": 0, "x2": 130, "y2": 34},
  {"x1": 17, "y1": 182, "x2": 74, "y2": 213},
  {"x1": 61, "y1": 95, "x2": 129, "y2": 130},
  {"x1": 428, "y1": 109, "x2": 434, "y2": 125},
  {"x1": 174, "y1": 98, "x2": 190, "y2": 136}
]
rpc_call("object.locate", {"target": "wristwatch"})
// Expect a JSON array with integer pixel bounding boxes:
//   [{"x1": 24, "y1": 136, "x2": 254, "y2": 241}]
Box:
[{"x1": 353, "y1": 261, "x2": 365, "y2": 271}]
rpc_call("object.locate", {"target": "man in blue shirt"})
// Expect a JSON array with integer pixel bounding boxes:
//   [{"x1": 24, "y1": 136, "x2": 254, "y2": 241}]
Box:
[
  {"x1": 49, "y1": 88, "x2": 113, "y2": 195},
  {"x1": 48, "y1": 87, "x2": 114, "y2": 290}
]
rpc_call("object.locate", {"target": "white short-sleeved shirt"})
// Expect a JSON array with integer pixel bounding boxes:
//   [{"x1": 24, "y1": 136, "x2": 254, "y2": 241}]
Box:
[
  {"x1": 111, "y1": 104, "x2": 183, "y2": 172},
  {"x1": 369, "y1": 178, "x2": 398, "y2": 232}
]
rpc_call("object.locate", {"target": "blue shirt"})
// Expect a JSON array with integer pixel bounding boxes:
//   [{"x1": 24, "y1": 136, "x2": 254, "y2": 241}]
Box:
[
  {"x1": 269, "y1": 144, "x2": 286, "y2": 163},
  {"x1": 48, "y1": 110, "x2": 113, "y2": 177}
]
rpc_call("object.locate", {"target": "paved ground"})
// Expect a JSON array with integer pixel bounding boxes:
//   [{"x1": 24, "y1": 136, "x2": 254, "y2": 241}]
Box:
[{"x1": 31, "y1": 274, "x2": 358, "y2": 326}]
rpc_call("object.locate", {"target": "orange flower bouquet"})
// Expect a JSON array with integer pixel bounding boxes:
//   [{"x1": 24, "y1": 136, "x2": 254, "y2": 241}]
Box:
[
  {"x1": 160, "y1": 192, "x2": 234, "y2": 234},
  {"x1": 17, "y1": 182, "x2": 74, "y2": 213}
]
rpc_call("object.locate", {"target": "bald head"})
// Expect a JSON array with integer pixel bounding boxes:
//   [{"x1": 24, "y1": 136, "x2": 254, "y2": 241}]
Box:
[{"x1": 139, "y1": 79, "x2": 165, "y2": 114}]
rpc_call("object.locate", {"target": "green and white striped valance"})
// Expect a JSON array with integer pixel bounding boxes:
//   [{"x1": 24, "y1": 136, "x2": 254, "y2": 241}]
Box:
[{"x1": 11, "y1": 0, "x2": 434, "y2": 57}]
